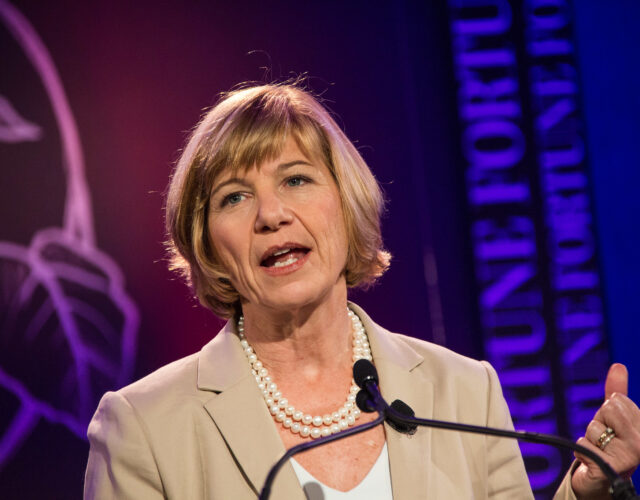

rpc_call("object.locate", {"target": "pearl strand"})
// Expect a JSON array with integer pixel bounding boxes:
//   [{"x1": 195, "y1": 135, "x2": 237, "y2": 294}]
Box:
[{"x1": 237, "y1": 307, "x2": 372, "y2": 439}]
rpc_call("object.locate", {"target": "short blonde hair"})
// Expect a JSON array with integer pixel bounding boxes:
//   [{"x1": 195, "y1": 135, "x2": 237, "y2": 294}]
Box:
[{"x1": 165, "y1": 83, "x2": 390, "y2": 318}]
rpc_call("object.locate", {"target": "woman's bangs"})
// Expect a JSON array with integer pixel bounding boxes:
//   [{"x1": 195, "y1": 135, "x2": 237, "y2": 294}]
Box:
[{"x1": 220, "y1": 112, "x2": 326, "y2": 176}]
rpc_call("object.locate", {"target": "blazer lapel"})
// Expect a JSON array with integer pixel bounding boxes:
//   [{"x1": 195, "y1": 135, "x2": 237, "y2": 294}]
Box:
[
  {"x1": 197, "y1": 321, "x2": 305, "y2": 499},
  {"x1": 351, "y1": 303, "x2": 434, "y2": 500}
]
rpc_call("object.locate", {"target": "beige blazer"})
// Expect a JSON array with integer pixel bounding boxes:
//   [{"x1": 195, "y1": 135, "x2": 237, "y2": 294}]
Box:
[{"x1": 84, "y1": 304, "x2": 576, "y2": 499}]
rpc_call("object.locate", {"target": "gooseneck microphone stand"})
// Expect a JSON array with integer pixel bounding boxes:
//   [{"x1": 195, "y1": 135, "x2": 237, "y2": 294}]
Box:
[{"x1": 258, "y1": 359, "x2": 638, "y2": 500}]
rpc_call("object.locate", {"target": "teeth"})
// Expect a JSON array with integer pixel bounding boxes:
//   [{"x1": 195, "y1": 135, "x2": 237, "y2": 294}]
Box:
[
  {"x1": 273, "y1": 256, "x2": 299, "y2": 268},
  {"x1": 272, "y1": 248, "x2": 291, "y2": 257}
]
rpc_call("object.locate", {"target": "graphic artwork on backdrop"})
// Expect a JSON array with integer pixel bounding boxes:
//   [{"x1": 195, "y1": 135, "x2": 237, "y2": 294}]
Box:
[{"x1": 0, "y1": 0, "x2": 138, "y2": 469}]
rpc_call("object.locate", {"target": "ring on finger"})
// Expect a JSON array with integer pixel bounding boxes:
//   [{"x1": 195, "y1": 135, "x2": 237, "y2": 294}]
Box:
[{"x1": 596, "y1": 426, "x2": 616, "y2": 450}]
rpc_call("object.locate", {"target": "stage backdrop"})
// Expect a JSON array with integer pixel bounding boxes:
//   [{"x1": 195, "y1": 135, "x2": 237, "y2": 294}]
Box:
[{"x1": 0, "y1": 1, "x2": 637, "y2": 498}]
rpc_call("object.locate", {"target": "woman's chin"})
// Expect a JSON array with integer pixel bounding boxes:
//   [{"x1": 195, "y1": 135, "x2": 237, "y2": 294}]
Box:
[{"x1": 248, "y1": 282, "x2": 344, "y2": 315}]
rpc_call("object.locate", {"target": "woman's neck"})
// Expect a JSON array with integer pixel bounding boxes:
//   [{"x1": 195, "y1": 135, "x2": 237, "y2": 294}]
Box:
[{"x1": 238, "y1": 288, "x2": 352, "y2": 380}]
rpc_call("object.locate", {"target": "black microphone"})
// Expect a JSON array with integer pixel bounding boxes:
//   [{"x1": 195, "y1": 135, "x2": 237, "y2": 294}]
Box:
[
  {"x1": 389, "y1": 399, "x2": 418, "y2": 435},
  {"x1": 353, "y1": 357, "x2": 378, "y2": 387},
  {"x1": 353, "y1": 358, "x2": 387, "y2": 413},
  {"x1": 353, "y1": 359, "x2": 417, "y2": 435},
  {"x1": 353, "y1": 359, "x2": 639, "y2": 500}
]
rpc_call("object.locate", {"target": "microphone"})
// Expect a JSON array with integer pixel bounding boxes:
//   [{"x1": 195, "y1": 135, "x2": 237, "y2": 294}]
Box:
[
  {"x1": 389, "y1": 399, "x2": 418, "y2": 435},
  {"x1": 352, "y1": 358, "x2": 386, "y2": 413},
  {"x1": 353, "y1": 359, "x2": 417, "y2": 435},
  {"x1": 353, "y1": 359, "x2": 639, "y2": 500},
  {"x1": 353, "y1": 357, "x2": 378, "y2": 387}
]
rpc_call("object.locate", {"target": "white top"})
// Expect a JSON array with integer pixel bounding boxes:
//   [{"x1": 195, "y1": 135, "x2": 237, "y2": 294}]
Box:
[{"x1": 290, "y1": 443, "x2": 393, "y2": 500}]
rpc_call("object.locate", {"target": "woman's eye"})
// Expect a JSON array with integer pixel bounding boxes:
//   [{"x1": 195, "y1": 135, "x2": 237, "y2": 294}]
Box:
[
  {"x1": 286, "y1": 176, "x2": 308, "y2": 187},
  {"x1": 222, "y1": 192, "x2": 245, "y2": 207}
]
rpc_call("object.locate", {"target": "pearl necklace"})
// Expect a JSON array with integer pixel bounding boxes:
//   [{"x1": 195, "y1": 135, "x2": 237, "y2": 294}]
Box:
[{"x1": 237, "y1": 307, "x2": 372, "y2": 439}]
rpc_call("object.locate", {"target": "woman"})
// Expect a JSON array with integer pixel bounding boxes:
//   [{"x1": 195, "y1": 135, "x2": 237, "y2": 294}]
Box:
[{"x1": 84, "y1": 84, "x2": 640, "y2": 499}]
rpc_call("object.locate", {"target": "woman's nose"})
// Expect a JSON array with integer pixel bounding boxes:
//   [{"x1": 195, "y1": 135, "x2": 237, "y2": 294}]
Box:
[{"x1": 254, "y1": 193, "x2": 293, "y2": 233}]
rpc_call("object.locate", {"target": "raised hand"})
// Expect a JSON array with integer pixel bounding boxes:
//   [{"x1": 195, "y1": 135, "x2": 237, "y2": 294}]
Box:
[{"x1": 571, "y1": 364, "x2": 640, "y2": 499}]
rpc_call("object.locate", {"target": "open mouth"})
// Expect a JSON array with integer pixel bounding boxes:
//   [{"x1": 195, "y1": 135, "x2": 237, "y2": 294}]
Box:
[{"x1": 260, "y1": 246, "x2": 310, "y2": 268}]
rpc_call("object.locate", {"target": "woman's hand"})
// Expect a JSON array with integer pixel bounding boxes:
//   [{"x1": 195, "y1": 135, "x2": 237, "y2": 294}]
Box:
[{"x1": 571, "y1": 364, "x2": 640, "y2": 499}]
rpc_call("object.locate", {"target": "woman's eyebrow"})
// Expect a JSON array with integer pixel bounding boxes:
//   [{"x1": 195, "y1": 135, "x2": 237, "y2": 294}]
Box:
[
  {"x1": 210, "y1": 177, "x2": 247, "y2": 198},
  {"x1": 277, "y1": 160, "x2": 313, "y2": 171}
]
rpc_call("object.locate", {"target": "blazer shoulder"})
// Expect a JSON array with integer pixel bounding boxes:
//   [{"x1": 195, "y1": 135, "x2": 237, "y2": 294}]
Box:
[
  {"x1": 396, "y1": 332, "x2": 489, "y2": 373},
  {"x1": 387, "y1": 331, "x2": 497, "y2": 399},
  {"x1": 100, "y1": 322, "x2": 244, "y2": 423},
  {"x1": 388, "y1": 333, "x2": 507, "y2": 429},
  {"x1": 352, "y1": 303, "x2": 491, "y2": 384},
  {"x1": 114, "y1": 351, "x2": 205, "y2": 415}
]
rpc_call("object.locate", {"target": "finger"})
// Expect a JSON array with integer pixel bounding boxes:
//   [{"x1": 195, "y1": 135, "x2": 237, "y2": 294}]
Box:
[
  {"x1": 598, "y1": 393, "x2": 635, "y2": 425},
  {"x1": 585, "y1": 420, "x2": 610, "y2": 446},
  {"x1": 605, "y1": 363, "x2": 628, "y2": 400},
  {"x1": 574, "y1": 436, "x2": 609, "y2": 477},
  {"x1": 584, "y1": 421, "x2": 624, "y2": 461}
]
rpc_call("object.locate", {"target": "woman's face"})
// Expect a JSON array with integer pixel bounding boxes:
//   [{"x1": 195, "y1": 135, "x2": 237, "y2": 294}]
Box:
[{"x1": 207, "y1": 138, "x2": 349, "y2": 314}]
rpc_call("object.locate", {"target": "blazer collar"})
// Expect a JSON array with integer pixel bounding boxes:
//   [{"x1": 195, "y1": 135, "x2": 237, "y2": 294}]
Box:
[
  {"x1": 349, "y1": 303, "x2": 434, "y2": 499},
  {"x1": 197, "y1": 319, "x2": 246, "y2": 392},
  {"x1": 196, "y1": 303, "x2": 434, "y2": 500},
  {"x1": 197, "y1": 319, "x2": 304, "y2": 499}
]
